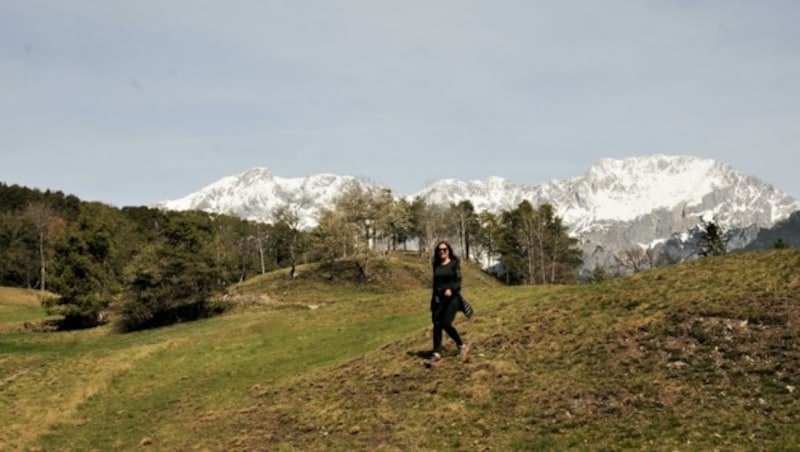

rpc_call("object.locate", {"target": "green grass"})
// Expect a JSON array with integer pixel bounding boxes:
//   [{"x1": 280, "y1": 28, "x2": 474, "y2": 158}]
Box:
[
  {"x1": 35, "y1": 303, "x2": 427, "y2": 450},
  {"x1": 2, "y1": 250, "x2": 800, "y2": 450}
]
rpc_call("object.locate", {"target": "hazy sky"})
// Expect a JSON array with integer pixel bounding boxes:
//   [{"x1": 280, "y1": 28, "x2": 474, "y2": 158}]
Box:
[{"x1": 2, "y1": 1, "x2": 799, "y2": 207}]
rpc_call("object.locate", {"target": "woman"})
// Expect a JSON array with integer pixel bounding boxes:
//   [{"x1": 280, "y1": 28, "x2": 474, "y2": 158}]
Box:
[{"x1": 426, "y1": 240, "x2": 469, "y2": 367}]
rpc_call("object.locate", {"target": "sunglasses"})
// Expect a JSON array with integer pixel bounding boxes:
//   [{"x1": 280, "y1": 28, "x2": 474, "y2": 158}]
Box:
[{"x1": 438, "y1": 247, "x2": 448, "y2": 252}]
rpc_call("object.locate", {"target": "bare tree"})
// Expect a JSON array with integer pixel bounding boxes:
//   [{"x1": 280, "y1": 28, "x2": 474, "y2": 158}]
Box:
[
  {"x1": 252, "y1": 222, "x2": 269, "y2": 274},
  {"x1": 451, "y1": 200, "x2": 477, "y2": 261},
  {"x1": 614, "y1": 247, "x2": 648, "y2": 273},
  {"x1": 644, "y1": 247, "x2": 659, "y2": 269},
  {"x1": 22, "y1": 201, "x2": 62, "y2": 291}
]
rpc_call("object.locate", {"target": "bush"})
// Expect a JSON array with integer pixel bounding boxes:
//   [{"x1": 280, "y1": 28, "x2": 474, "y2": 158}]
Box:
[{"x1": 118, "y1": 298, "x2": 228, "y2": 332}]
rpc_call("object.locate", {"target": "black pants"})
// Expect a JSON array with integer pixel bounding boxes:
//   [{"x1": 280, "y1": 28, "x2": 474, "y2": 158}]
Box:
[{"x1": 431, "y1": 296, "x2": 463, "y2": 354}]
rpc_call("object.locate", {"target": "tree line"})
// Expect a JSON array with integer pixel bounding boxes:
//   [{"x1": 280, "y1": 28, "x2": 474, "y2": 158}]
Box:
[{"x1": 0, "y1": 181, "x2": 583, "y2": 331}]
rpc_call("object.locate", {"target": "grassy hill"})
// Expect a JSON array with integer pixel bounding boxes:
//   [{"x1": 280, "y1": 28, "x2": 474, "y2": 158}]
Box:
[{"x1": 1, "y1": 250, "x2": 799, "y2": 450}]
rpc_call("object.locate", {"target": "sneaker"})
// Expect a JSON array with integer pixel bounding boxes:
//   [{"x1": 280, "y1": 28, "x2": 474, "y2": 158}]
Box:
[
  {"x1": 458, "y1": 344, "x2": 470, "y2": 361},
  {"x1": 425, "y1": 352, "x2": 443, "y2": 367}
]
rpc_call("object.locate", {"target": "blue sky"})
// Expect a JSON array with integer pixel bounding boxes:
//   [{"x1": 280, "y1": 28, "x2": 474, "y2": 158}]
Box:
[{"x1": 2, "y1": 0, "x2": 799, "y2": 207}]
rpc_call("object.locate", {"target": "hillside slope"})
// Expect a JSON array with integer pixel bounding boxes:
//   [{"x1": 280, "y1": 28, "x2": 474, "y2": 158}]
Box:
[
  {"x1": 4, "y1": 251, "x2": 798, "y2": 450},
  {"x1": 224, "y1": 250, "x2": 800, "y2": 450},
  {"x1": 0, "y1": 253, "x2": 502, "y2": 450}
]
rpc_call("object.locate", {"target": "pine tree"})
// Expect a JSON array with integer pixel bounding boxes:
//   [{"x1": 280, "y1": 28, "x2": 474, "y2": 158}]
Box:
[
  {"x1": 46, "y1": 202, "x2": 125, "y2": 328},
  {"x1": 120, "y1": 211, "x2": 221, "y2": 331},
  {"x1": 697, "y1": 220, "x2": 727, "y2": 257}
]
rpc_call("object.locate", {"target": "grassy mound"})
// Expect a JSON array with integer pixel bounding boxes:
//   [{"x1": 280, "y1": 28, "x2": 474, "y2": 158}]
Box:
[{"x1": 227, "y1": 251, "x2": 500, "y2": 305}]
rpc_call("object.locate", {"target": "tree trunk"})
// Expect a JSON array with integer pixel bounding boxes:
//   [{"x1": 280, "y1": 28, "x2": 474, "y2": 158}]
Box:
[
  {"x1": 39, "y1": 229, "x2": 46, "y2": 291},
  {"x1": 258, "y1": 240, "x2": 266, "y2": 274}
]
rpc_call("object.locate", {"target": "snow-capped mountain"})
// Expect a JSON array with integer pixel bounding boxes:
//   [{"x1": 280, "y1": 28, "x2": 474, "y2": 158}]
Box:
[
  {"x1": 415, "y1": 155, "x2": 798, "y2": 234},
  {"x1": 157, "y1": 155, "x2": 800, "y2": 272},
  {"x1": 155, "y1": 167, "x2": 381, "y2": 229}
]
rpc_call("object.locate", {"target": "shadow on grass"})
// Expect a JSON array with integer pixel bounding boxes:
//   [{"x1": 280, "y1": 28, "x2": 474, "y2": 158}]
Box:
[{"x1": 407, "y1": 349, "x2": 434, "y2": 359}]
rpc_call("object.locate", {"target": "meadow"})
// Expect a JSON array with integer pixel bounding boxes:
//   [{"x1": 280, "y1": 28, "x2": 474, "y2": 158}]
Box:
[{"x1": 1, "y1": 250, "x2": 799, "y2": 450}]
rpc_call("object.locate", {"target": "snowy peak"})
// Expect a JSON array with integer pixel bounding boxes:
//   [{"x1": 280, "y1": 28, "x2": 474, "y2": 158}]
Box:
[
  {"x1": 583, "y1": 154, "x2": 797, "y2": 224},
  {"x1": 585, "y1": 155, "x2": 717, "y2": 200},
  {"x1": 574, "y1": 154, "x2": 721, "y2": 222},
  {"x1": 413, "y1": 154, "x2": 729, "y2": 221},
  {"x1": 412, "y1": 154, "x2": 799, "y2": 235},
  {"x1": 156, "y1": 167, "x2": 378, "y2": 228},
  {"x1": 413, "y1": 176, "x2": 529, "y2": 213}
]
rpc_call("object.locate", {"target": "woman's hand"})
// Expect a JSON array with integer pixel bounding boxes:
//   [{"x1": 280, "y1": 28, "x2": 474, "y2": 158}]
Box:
[{"x1": 444, "y1": 288, "x2": 452, "y2": 298}]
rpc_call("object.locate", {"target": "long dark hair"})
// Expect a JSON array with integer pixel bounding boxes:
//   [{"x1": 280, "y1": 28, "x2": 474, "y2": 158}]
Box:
[{"x1": 432, "y1": 240, "x2": 458, "y2": 268}]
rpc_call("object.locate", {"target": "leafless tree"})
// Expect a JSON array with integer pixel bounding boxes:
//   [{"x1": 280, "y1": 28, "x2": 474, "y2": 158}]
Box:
[
  {"x1": 614, "y1": 247, "x2": 648, "y2": 273},
  {"x1": 22, "y1": 201, "x2": 63, "y2": 291}
]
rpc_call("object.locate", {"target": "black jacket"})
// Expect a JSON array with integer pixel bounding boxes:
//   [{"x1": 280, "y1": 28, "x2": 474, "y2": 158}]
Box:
[
  {"x1": 430, "y1": 259, "x2": 474, "y2": 318},
  {"x1": 432, "y1": 258, "x2": 461, "y2": 302}
]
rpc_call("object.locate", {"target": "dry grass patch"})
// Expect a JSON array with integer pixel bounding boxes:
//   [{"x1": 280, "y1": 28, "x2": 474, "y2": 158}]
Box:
[
  {"x1": 0, "y1": 287, "x2": 58, "y2": 332},
  {"x1": 1, "y1": 335, "x2": 183, "y2": 450}
]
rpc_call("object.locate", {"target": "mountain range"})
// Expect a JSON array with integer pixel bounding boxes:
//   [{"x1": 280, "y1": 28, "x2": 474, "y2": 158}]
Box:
[{"x1": 156, "y1": 154, "x2": 800, "y2": 273}]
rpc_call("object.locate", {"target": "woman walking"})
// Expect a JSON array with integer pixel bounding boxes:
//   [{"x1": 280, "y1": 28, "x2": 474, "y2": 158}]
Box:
[{"x1": 426, "y1": 240, "x2": 469, "y2": 367}]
